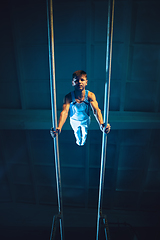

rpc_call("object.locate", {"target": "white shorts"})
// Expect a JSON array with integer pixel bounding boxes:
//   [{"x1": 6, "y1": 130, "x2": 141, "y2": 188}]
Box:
[{"x1": 70, "y1": 117, "x2": 91, "y2": 146}]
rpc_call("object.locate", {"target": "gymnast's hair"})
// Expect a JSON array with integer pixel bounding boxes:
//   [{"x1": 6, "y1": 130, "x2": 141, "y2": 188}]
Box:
[{"x1": 72, "y1": 70, "x2": 87, "y2": 80}]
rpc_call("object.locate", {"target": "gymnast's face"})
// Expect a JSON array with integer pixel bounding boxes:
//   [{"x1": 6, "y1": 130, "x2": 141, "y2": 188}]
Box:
[{"x1": 72, "y1": 75, "x2": 88, "y2": 90}]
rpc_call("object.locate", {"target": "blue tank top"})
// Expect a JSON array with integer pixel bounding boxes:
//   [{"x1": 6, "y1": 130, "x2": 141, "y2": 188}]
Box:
[{"x1": 70, "y1": 90, "x2": 90, "y2": 121}]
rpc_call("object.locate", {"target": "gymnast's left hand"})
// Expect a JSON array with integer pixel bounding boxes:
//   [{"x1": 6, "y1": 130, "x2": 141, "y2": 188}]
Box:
[
  {"x1": 104, "y1": 123, "x2": 111, "y2": 134},
  {"x1": 100, "y1": 123, "x2": 111, "y2": 134}
]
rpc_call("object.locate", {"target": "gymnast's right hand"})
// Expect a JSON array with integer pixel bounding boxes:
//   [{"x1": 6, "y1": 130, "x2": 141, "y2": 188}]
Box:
[{"x1": 50, "y1": 127, "x2": 61, "y2": 138}]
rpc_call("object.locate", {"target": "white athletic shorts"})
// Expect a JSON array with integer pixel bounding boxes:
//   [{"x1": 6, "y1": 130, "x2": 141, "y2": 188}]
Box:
[{"x1": 70, "y1": 117, "x2": 91, "y2": 146}]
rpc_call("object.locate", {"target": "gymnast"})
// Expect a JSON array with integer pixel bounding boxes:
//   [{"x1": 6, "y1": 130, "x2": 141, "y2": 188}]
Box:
[{"x1": 50, "y1": 70, "x2": 111, "y2": 146}]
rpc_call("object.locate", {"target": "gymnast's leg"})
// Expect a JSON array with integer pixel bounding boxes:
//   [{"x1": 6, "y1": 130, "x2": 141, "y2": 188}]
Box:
[
  {"x1": 80, "y1": 118, "x2": 90, "y2": 146},
  {"x1": 70, "y1": 119, "x2": 82, "y2": 146}
]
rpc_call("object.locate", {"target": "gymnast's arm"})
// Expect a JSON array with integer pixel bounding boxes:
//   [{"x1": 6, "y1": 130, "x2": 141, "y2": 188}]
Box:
[
  {"x1": 50, "y1": 94, "x2": 71, "y2": 138},
  {"x1": 88, "y1": 91, "x2": 111, "y2": 134}
]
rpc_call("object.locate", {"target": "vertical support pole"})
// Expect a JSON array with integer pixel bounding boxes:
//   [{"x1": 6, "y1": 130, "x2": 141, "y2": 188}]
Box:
[
  {"x1": 103, "y1": 218, "x2": 108, "y2": 240},
  {"x1": 46, "y1": 0, "x2": 64, "y2": 239},
  {"x1": 96, "y1": 0, "x2": 115, "y2": 239}
]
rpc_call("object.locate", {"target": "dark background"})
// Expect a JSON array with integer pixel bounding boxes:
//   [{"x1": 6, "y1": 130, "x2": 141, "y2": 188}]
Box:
[{"x1": 0, "y1": 0, "x2": 160, "y2": 239}]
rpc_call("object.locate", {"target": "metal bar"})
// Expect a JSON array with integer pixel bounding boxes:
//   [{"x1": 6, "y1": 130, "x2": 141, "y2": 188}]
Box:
[
  {"x1": 50, "y1": 215, "x2": 58, "y2": 240},
  {"x1": 102, "y1": 215, "x2": 111, "y2": 240},
  {"x1": 96, "y1": 0, "x2": 115, "y2": 239},
  {"x1": 103, "y1": 218, "x2": 108, "y2": 240},
  {"x1": 46, "y1": 0, "x2": 64, "y2": 239}
]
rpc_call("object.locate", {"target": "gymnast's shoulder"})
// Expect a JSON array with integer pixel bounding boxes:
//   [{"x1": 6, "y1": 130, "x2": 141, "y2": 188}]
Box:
[
  {"x1": 88, "y1": 91, "x2": 97, "y2": 102},
  {"x1": 63, "y1": 92, "x2": 72, "y2": 104}
]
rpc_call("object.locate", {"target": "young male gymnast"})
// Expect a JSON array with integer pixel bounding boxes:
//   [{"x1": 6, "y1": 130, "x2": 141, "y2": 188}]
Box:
[{"x1": 50, "y1": 70, "x2": 111, "y2": 146}]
